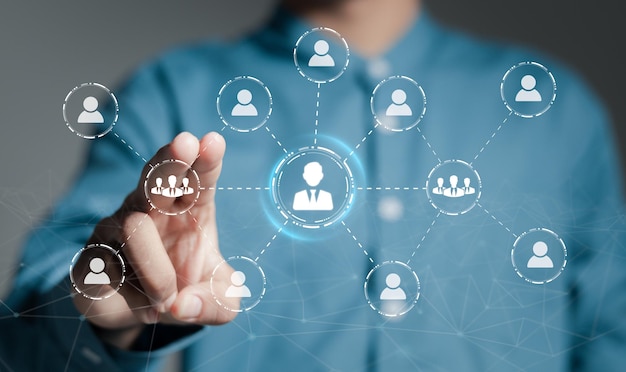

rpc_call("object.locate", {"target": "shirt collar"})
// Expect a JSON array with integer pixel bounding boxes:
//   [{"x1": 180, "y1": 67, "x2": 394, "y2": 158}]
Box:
[{"x1": 254, "y1": 6, "x2": 445, "y2": 84}]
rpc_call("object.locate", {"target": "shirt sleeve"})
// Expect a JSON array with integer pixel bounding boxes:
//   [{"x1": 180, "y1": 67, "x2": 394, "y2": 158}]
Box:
[
  {"x1": 0, "y1": 58, "x2": 205, "y2": 371},
  {"x1": 565, "y1": 82, "x2": 626, "y2": 371}
]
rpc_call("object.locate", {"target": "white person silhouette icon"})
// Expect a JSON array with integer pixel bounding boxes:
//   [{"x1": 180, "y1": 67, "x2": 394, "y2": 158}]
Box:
[{"x1": 293, "y1": 162, "x2": 334, "y2": 211}]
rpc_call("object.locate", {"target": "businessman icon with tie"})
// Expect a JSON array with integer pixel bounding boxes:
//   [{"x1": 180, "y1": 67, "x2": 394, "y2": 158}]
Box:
[
  {"x1": 443, "y1": 175, "x2": 465, "y2": 198},
  {"x1": 432, "y1": 177, "x2": 445, "y2": 195},
  {"x1": 292, "y1": 161, "x2": 334, "y2": 211}
]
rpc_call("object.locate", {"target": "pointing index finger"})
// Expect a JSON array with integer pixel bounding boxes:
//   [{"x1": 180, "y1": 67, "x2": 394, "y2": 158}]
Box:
[{"x1": 193, "y1": 132, "x2": 226, "y2": 207}]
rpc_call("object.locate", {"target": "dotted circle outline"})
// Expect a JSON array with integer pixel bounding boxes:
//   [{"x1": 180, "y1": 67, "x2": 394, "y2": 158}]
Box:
[
  {"x1": 425, "y1": 159, "x2": 482, "y2": 216},
  {"x1": 143, "y1": 159, "x2": 202, "y2": 216},
  {"x1": 271, "y1": 146, "x2": 355, "y2": 229},
  {"x1": 62, "y1": 82, "x2": 119, "y2": 139},
  {"x1": 511, "y1": 227, "x2": 568, "y2": 285},
  {"x1": 210, "y1": 256, "x2": 267, "y2": 313},
  {"x1": 293, "y1": 27, "x2": 350, "y2": 84},
  {"x1": 500, "y1": 61, "x2": 557, "y2": 118},
  {"x1": 216, "y1": 76, "x2": 273, "y2": 132},
  {"x1": 371, "y1": 75, "x2": 427, "y2": 132},
  {"x1": 364, "y1": 260, "x2": 421, "y2": 317},
  {"x1": 69, "y1": 243, "x2": 126, "y2": 300}
]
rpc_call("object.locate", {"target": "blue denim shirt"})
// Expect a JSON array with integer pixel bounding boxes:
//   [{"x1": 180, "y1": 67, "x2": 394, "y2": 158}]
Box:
[{"x1": 2, "y1": 8, "x2": 625, "y2": 372}]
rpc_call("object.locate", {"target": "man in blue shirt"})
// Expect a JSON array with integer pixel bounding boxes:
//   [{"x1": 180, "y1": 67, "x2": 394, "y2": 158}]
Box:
[{"x1": 2, "y1": 0, "x2": 625, "y2": 370}]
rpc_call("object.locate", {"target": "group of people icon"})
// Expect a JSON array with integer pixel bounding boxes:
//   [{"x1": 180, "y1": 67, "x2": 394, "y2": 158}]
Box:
[
  {"x1": 151, "y1": 175, "x2": 195, "y2": 198},
  {"x1": 432, "y1": 175, "x2": 476, "y2": 198},
  {"x1": 293, "y1": 161, "x2": 334, "y2": 211},
  {"x1": 515, "y1": 74, "x2": 542, "y2": 102},
  {"x1": 77, "y1": 96, "x2": 104, "y2": 124}
]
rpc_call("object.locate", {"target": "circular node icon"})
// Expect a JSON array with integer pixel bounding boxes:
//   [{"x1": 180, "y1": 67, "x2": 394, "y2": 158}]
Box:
[
  {"x1": 210, "y1": 256, "x2": 266, "y2": 312},
  {"x1": 364, "y1": 261, "x2": 420, "y2": 317},
  {"x1": 69, "y1": 243, "x2": 125, "y2": 300},
  {"x1": 144, "y1": 159, "x2": 201, "y2": 215},
  {"x1": 216, "y1": 76, "x2": 273, "y2": 132},
  {"x1": 501, "y1": 61, "x2": 556, "y2": 118},
  {"x1": 425, "y1": 160, "x2": 481, "y2": 216},
  {"x1": 293, "y1": 27, "x2": 350, "y2": 84},
  {"x1": 271, "y1": 146, "x2": 355, "y2": 229},
  {"x1": 371, "y1": 75, "x2": 426, "y2": 132},
  {"x1": 511, "y1": 228, "x2": 567, "y2": 284},
  {"x1": 63, "y1": 82, "x2": 119, "y2": 139}
]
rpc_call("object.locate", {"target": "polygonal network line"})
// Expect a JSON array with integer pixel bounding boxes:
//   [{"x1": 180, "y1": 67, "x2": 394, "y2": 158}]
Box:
[{"x1": 15, "y1": 26, "x2": 571, "y2": 370}]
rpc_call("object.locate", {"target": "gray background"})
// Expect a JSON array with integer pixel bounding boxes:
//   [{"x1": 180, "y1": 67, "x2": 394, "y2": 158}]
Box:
[{"x1": 0, "y1": 0, "x2": 624, "y2": 299}]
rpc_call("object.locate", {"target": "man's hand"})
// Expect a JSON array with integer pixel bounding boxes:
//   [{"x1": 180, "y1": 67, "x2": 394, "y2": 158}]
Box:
[{"x1": 73, "y1": 132, "x2": 237, "y2": 349}]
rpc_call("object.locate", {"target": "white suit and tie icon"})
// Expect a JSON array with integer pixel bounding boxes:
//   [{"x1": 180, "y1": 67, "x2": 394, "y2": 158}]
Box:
[
  {"x1": 293, "y1": 162, "x2": 334, "y2": 211},
  {"x1": 443, "y1": 175, "x2": 464, "y2": 197},
  {"x1": 461, "y1": 177, "x2": 475, "y2": 194},
  {"x1": 432, "y1": 177, "x2": 445, "y2": 195}
]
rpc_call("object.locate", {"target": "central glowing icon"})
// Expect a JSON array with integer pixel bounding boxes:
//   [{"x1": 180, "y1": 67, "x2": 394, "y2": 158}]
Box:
[
  {"x1": 271, "y1": 147, "x2": 354, "y2": 229},
  {"x1": 292, "y1": 162, "x2": 334, "y2": 211}
]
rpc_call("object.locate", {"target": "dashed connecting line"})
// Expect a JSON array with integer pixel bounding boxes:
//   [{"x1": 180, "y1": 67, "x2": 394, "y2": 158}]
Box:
[
  {"x1": 415, "y1": 126, "x2": 441, "y2": 163},
  {"x1": 265, "y1": 125, "x2": 288, "y2": 154},
  {"x1": 471, "y1": 111, "x2": 513, "y2": 165},
  {"x1": 51, "y1": 34, "x2": 571, "y2": 372},
  {"x1": 347, "y1": 122, "x2": 379, "y2": 159},
  {"x1": 205, "y1": 187, "x2": 270, "y2": 191},
  {"x1": 341, "y1": 221, "x2": 374, "y2": 263},
  {"x1": 476, "y1": 202, "x2": 518, "y2": 238},
  {"x1": 196, "y1": 132, "x2": 220, "y2": 162},
  {"x1": 119, "y1": 211, "x2": 151, "y2": 249},
  {"x1": 357, "y1": 186, "x2": 425, "y2": 191},
  {"x1": 187, "y1": 210, "x2": 222, "y2": 257},
  {"x1": 314, "y1": 83, "x2": 321, "y2": 145},
  {"x1": 407, "y1": 212, "x2": 441, "y2": 265},
  {"x1": 255, "y1": 219, "x2": 289, "y2": 261},
  {"x1": 112, "y1": 131, "x2": 147, "y2": 163}
]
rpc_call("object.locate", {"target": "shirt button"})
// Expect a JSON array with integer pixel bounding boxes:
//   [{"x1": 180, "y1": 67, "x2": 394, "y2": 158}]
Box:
[
  {"x1": 80, "y1": 346, "x2": 102, "y2": 364},
  {"x1": 375, "y1": 115, "x2": 399, "y2": 133},
  {"x1": 367, "y1": 58, "x2": 391, "y2": 80},
  {"x1": 378, "y1": 196, "x2": 403, "y2": 221}
]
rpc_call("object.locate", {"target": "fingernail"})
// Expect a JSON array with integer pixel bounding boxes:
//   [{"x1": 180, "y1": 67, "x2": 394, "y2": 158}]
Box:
[
  {"x1": 207, "y1": 132, "x2": 224, "y2": 145},
  {"x1": 158, "y1": 293, "x2": 177, "y2": 313},
  {"x1": 177, "y1": 295, "x2": 202, "y2": 320},
  {"x1": 175, "y1": 131, "x2": 192, "y2": 140}
]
